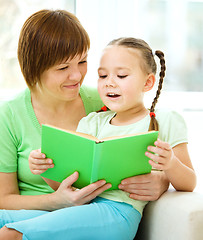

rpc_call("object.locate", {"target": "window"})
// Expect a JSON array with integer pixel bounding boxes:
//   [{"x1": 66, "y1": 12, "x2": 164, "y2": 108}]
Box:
[
  {"x1": 0, "y1": 0, "x2": 75, "y2": 100},
  {"x1": 76, "y1": 0, "x2": 203, "y2": 92},
  {"x1": 1, "y1": 0, "x2": 203, "y2": 94}
]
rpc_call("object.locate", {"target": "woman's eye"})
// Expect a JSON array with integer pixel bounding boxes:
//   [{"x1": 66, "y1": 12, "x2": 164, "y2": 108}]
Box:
[
  {"x1": 59, "y1": 66, "x2": 68, "y2": 71},
  {"x1": 118, "y1": 75, "x2": 127, "y2": 79},
  {"x1": 79, "y1": 60, "x2": 87, "y2": 64}
]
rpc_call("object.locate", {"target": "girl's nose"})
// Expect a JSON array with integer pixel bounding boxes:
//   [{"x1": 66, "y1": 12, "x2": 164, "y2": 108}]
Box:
[{"x1": 106, "y1": 76, "x2": 116, "y2": 87}]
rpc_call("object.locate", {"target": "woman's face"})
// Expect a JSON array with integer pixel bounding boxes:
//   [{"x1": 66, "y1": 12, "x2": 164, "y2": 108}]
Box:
[{"x1": 39, "y1": 52, "x2": 88, "y2": 102}]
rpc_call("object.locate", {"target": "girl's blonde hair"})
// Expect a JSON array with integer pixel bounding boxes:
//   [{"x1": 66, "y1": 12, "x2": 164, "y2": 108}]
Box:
[
  {"x1": 108, "y1": 37, "x2": 166, "y2": 131},
  {"x1": 18, "y1": 9, "x2": 90, "y2": 89}
]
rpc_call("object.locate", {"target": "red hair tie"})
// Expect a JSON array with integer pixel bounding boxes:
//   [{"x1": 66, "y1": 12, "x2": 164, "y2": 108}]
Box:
[
  {"x1": 149, "y1": 112, "x2": 156, "y2": 118},
  {"x1": 101, "y1": 106, "x2": 108, "y2": 111}
]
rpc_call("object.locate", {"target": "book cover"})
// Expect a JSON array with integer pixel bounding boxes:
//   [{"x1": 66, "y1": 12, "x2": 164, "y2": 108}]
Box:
[{"x1": 41, "y1": 124, "x2": 158, "y2": 190}]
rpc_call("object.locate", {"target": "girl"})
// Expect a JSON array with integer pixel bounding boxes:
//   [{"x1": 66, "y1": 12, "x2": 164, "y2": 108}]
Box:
[{"x1": 1, "y1": 37, "x2": 196, "y2": 240}]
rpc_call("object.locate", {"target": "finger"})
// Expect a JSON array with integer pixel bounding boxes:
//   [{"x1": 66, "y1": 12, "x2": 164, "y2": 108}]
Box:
[
  {"x1": 147, "y1": 146, "x2": 166, "y2": 157},
  {"x1": 31, "y1": 169, "x2": 48, "y2": 175},
  {"x1": 30, "y1": 158, "x2": 53, "y2": 165},
  {"x1": 129, "y1": 193, "x2": 158, "y2": 201},
  {"x1": 155, "y1": 139, "x2": 172, "y2": 151},
  {"x1": 120, "y1": 174, "x2": 151, "y2": 185},
  {"x1": 126, "y1": 188, "x2": 151, "y2": 195},
  {"x1": 77, "y1": 180, "x2": 108, "y2": 198},
  {"x1": 82, "y1": 183, "x2": 112, "y2": 203},
  {"x1": 145, "y1": 151, "x2": 165, "y2": 164},
  {"x1": 119, "y1": 182, "x2": 150, "y2": 191},
  {"x1": 30, "y1": 149, "x2": 46, "y2": 159},
  {"x1": 61, "y1": 172, "x2": 79, "y2": 188},
  {"x1": 148, "y1": 160, "x2": 164, "y2": 170},
  {"x1": 31, "y1": 163, "x2": 54, "y2": 170}
]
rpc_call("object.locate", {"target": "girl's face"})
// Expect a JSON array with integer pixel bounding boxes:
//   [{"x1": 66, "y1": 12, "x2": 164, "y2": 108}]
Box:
[
  {"x1": 98, "y1": 46, "x2": 150, "y2": 113},
  {"x1": 38, "y1": 52, "x2": 88, "y2": 102}
]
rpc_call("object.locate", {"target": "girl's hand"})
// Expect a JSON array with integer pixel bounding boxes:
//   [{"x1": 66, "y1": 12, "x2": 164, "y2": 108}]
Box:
[
  {"x1": 145, "y1": 139, "x2": 175, "y2": 171},
  {"x1": 52, "y1": 172, "x2": 112, "y2": 208},
  {"x1": 29, "y1": 149, "x2": 54, "y2": 175}
]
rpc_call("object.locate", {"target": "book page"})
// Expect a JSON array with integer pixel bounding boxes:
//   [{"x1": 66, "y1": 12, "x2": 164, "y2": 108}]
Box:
[
  {"x1": 43, "y1": 124, "x2": 99, "y2": 142},
  {"x1": 101, "y1": 131, "x2": 156, "y2": 141}
]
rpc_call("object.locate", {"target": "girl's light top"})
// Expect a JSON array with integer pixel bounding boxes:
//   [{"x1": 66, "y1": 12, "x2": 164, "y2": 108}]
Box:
[{"x1": 77, "y1": 110, "x2": 188, "y2": 214}]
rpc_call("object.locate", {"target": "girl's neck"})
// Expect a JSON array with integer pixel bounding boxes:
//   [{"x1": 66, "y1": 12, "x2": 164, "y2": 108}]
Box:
[{"x1": 111, "y1": 105, "x2": 149, "y2": 126}]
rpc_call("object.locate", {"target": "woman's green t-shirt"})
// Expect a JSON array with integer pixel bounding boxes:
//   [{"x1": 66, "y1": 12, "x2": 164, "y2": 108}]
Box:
[{"x1": 0, "y1": 85, "x2": 103, "y2": 195}]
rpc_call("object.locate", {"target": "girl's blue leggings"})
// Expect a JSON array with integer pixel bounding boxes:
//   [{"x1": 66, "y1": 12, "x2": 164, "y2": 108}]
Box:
[{"x1": 0, "y1": 197, "x2": 141, "y2": 240}]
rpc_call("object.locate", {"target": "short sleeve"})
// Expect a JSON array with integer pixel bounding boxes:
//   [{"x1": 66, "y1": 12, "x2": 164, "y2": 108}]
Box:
[
  {"x1": 76, "y1": 112, "x2": 99, "y2": 137},
  {"x1": 157, "y1": 109, "x2": 188, "y2": 147},
  {"x1": 0, "y1": 103, "x2": 18, "y2": 172}
]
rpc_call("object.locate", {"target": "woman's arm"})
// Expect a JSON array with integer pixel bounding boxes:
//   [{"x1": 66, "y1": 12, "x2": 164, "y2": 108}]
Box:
[
  {"x1": 0, "y1": 172, "x2": 56, "y2": 210},
  {"x1": 0, "y1": 172, "x2": 111, "y2": 211},
  {"x1": 118, "y1": 170, "x2": 169, "y2": 201}
]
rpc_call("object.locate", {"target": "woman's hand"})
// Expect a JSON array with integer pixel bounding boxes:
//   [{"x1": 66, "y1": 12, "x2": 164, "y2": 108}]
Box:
[
  {"x1": 118, "y1": 139, "x2": 172, "y2": 201},
  {"x1": 29, "y1": 149, "x2": 54, "y2": 175},
  {"x1": 52, "y1": 172, "x2": 112, "y2": 209},
  {"x1": 118, "y1": 171, "x2": 169, "y2": 201},
  {"x1": 146, "y1": 139, "x2": 175, "y2": 171}
]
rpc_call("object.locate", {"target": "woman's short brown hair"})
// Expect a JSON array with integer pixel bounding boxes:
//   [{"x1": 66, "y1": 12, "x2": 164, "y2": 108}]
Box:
[{"x1": 18, "y1": 9, "x2": 90, "y2": 89}]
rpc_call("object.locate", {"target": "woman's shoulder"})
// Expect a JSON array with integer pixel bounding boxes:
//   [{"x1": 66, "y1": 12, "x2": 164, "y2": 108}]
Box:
[
  {"x1": 80, "y1": 85, "x2": 104, "y2": 114},
  {"x1": 0, "y1": 88, "x2": 28, "y2": 113},
  {"x1": 80, "y1": 85, "x2": 100, "y2": 100}
]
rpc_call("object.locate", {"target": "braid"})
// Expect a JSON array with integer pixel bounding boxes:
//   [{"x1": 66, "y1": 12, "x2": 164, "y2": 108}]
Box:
[
  {"x1": 148, "y1": 50, "x2": 166, "y2": 131},
  {"x1": 106, "y1": 37, "x2": 166, "y2": 132}
]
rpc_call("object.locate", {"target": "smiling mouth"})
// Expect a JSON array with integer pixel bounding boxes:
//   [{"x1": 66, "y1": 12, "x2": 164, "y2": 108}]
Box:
[
  {"x1": 63, "y1": 82, "x2": 80, "y2": 89},
  {"x1": 107, "y1": 93, "x2": 121, "y2": 98}
]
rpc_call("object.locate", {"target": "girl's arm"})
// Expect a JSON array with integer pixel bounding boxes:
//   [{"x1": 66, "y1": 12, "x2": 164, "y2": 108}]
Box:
[{"x1": 146, "y1": 141, "x2": 196, "y2": 192}]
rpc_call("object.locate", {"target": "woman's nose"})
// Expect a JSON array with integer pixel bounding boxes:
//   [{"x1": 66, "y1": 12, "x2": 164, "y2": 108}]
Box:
[{"x1": 68, "y1": 66, "x2": 82, "y2": 81}]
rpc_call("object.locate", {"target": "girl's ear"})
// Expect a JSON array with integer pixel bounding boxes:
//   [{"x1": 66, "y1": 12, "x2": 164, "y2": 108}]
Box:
[{"x1": 144, "y1": 73, "x2": 155, "y2": 92}]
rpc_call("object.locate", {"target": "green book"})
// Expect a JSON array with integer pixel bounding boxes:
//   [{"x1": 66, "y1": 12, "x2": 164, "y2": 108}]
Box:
[{"x1": 41, "y1": 124, "x2": 158, "y2": 190}]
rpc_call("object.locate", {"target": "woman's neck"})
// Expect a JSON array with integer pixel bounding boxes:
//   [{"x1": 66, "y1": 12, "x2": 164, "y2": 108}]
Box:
[
  {"x1": 111, "y1": 105, "x2": 149, "y2": 126},
  {"x1": 31, "y1": 89, "x2": 86, "y2": 131}
]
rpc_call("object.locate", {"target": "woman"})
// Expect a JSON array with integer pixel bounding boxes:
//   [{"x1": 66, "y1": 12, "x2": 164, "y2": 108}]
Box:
[{"x1": 0, "y1": 9, "x2": 169, "y2": 239}]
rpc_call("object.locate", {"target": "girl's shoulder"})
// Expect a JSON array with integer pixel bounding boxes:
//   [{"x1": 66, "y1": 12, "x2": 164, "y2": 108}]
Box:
[
  {"x1": 156, "y1": 108, "x2": 186, "y2": 125},
  {"x1": 80, "y1": 110, "x2": 115, "y2": 124},
  {"x1": 77, "y1": 111, "x2": 115, "y2": 136},
  {"x1": 155, "y1": 108, "x2": 188, "y2": 147}
]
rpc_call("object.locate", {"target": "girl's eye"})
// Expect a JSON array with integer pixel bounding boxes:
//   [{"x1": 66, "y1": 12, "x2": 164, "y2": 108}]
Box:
[
  {"x1": 118, "y1": 75, "x2": 127, "y2": 79},
  {"x1": 99, "y1": 75, "x2": 107, "y2": 79}
]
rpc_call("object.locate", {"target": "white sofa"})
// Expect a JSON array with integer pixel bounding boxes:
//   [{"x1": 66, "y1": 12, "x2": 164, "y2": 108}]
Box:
[{"x1": 135, "y1": 190, "x2": 203, "y2": 240}]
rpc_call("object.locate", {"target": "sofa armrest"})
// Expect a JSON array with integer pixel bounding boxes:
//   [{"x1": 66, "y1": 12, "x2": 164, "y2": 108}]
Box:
[{"x1": 135, "y1": 190, "x2": 203, "y2": 240}]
